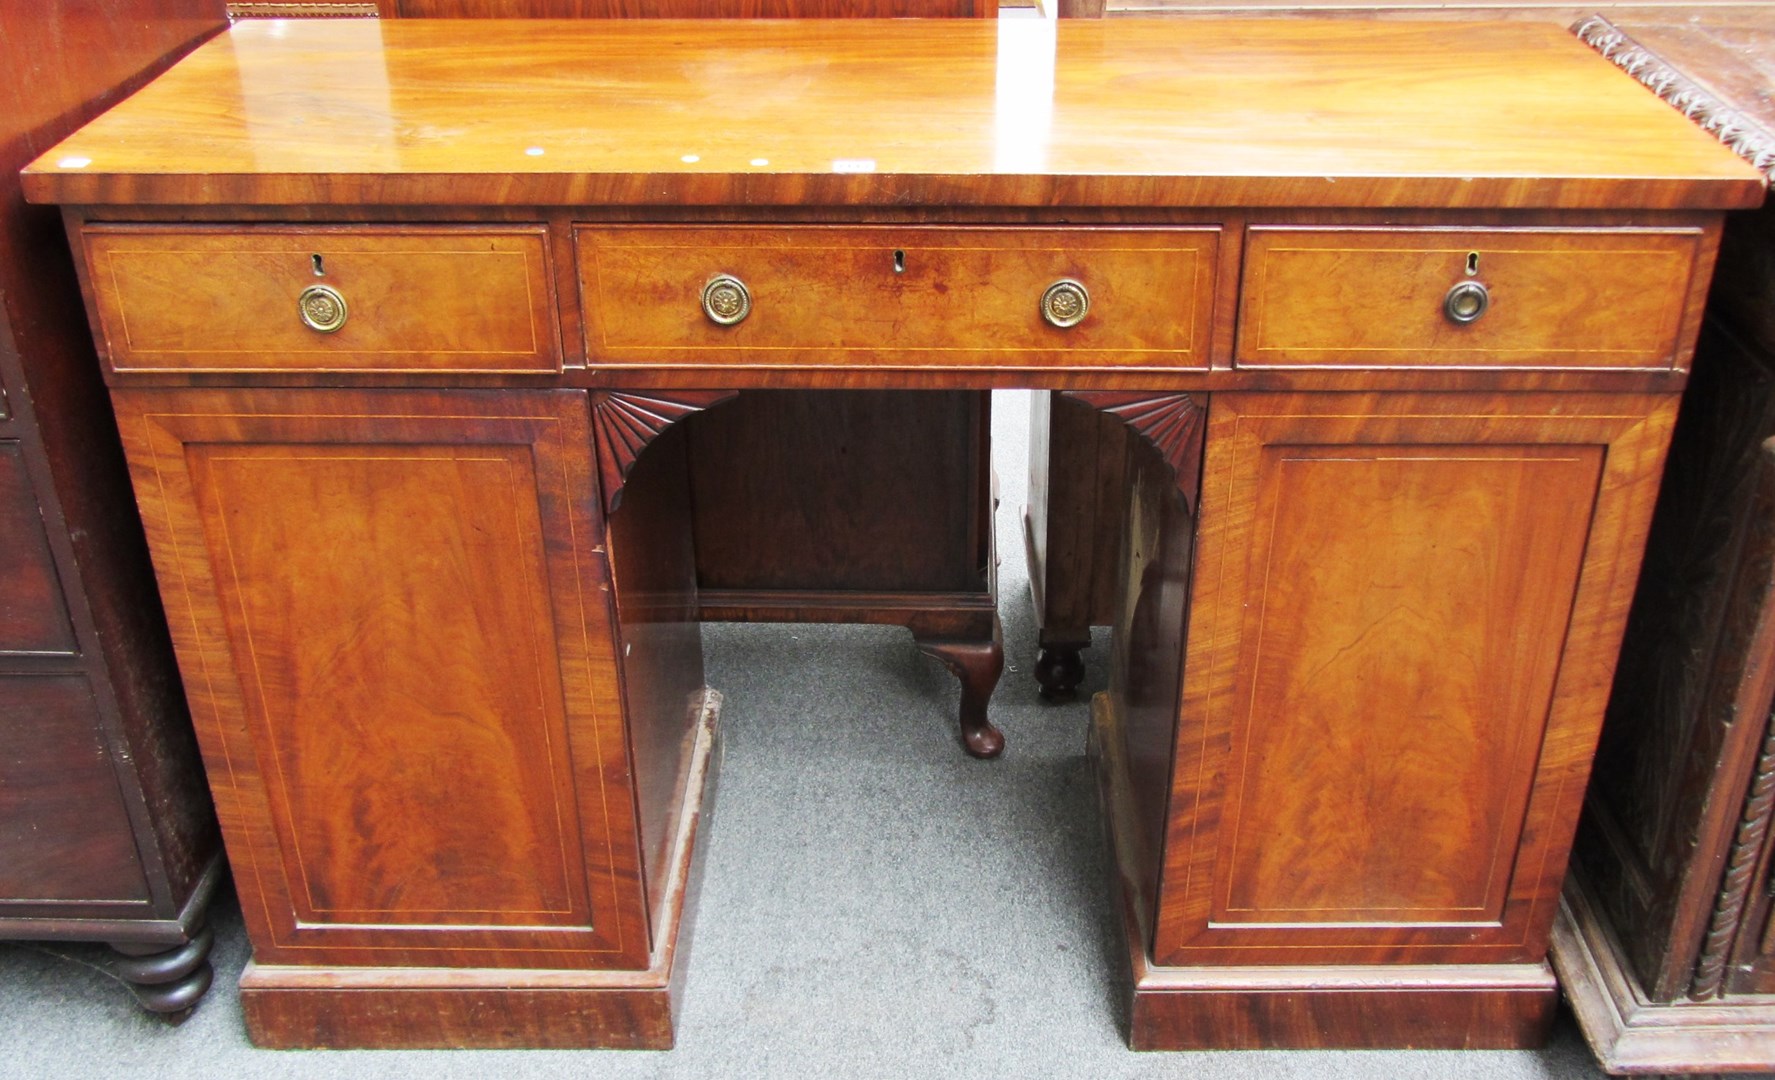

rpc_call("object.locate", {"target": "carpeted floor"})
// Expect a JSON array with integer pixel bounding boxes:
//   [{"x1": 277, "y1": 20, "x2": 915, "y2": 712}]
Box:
[{"x1": 0, "y1": 390, "x2": 1661, "y2": 1079}]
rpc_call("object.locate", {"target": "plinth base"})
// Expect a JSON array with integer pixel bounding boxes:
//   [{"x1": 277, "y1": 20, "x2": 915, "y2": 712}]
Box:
[
  {"x1": 1552, "y1": 872, "x2": 1775, "y2": 1073},
  {"x1": 240, "y1": 694, "x2": 721, "y2": 1050},
  {"x1": 1089, "y1": 694, "x2": 1558, "y2": 1051}
]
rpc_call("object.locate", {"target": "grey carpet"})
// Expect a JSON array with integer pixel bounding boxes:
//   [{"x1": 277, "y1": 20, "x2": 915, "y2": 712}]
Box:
[{"x1": 0, "y1": 389, "x2": 1636, "y2": 1079}]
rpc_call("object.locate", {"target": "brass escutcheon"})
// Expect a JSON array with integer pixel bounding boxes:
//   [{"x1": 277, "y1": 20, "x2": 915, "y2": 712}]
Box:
[
  {"x1": 1041, "y1": 279, "x2": 1090, "y2": 329},
  {"x1": 702, "y1": 275, "x2": 751, "y2": 326},
  {"x1": 297, "y1": 283, "x2": 348, "y2": 333}
]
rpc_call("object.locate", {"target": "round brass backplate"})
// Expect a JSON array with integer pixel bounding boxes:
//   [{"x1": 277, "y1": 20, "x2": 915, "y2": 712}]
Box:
[
  {"x1": 298, "y1": 284, "x2": 349, "y2": 334},
  {"x1": 702, "y1": 275, "x2": 752, "y2": 326},
  {"x1": 1040, "y1": 279, "x2": 1090, "y2": 329}
]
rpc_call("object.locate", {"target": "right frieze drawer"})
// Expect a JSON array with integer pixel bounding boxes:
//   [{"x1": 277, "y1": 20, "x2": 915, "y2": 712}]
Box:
[{"x1": 1235, "y1": 226, "x2": 1705, "y2": 370}]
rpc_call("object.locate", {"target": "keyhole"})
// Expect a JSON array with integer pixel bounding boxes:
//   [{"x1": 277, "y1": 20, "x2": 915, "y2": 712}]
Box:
[
  {"x1": 893, "y1": 250, "x2": 905, "y2": 274},
  {"x1": 312, "y1": 253, "x2": 326, "y2": 277},
  {"x1": 1466, "y1": 251, "x2": 1480, "y2": 276}
]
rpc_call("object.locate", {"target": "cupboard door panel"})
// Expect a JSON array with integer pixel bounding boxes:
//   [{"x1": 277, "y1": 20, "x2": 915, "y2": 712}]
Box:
[
  {"x1": 189, "y1": 444, "x2": 578, "y2": 921},
  {"x1": 114, "y1": 388, "x2": 648, "y2": 970},
  {"x1": 1220, "y1": 443, "x2": 1598, "y2": 925},
  {"x1": 1154, "y1": 392, "x2": 1678, "y2": 967}
]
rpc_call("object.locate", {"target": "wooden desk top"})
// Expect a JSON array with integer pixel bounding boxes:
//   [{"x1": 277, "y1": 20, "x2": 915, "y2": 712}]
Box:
[{"x1": 21, "y1": 17, "x2": 1763, "y2": 210}]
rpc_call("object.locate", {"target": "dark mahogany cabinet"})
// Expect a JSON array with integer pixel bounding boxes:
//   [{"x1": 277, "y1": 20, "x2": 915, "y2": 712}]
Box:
[{"x1": 0, "y1": 0, "x2": 226, "y2": 1012}]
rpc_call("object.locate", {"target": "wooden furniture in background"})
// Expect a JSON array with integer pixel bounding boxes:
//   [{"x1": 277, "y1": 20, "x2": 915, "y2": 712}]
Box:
[
  {"x1": 1533, "y1": 13, "x2": 1775, "y2": 1073},
  {"x1": 1055, "y1": 0, "x2": 1775, "y2": 22},
  {"x1": 0, "y1": 0, "x2": 226, "y2": 1013},
  {"x1": 1024, "y1": 392, "x2": 1125, "y2": 697},
  {"x1": 23, "y1": 17, "x2": 1760, "y2": 1051},
  {"x1": 228, "y1": 0, "x2": 1008, "y2": 758}
]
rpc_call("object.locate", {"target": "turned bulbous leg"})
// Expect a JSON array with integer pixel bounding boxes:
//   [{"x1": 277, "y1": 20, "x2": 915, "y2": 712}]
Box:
[
  {"x1": 109, "y1": 921, "x2": 215, "y2": 1017},
  {"x1": 1034, "y1": 646, "x2": 1087, "y2": 701}
]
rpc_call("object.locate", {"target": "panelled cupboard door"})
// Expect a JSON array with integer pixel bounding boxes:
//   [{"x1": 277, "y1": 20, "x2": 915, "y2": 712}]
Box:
[
  {"x1": 1154, "y1": 392, "x2": 1678, "y2": 968},
  {"x1": 111, "y1": 388, "x2": 651, "y2": 971}
]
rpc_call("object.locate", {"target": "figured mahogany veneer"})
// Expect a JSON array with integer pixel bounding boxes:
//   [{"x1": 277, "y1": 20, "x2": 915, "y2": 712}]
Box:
[
  {"x1": 85, "y1": 225, "x2": 560, "y2": 373},
  {"x1": 115, "y1": 387, "x2": 656, "y2": 969},
  {"x1": 1155, "y1": 392, "x2": 1677, "y2": 967},
  {"x1": 1237, "y1": 226, "x2": 1706, "y2": 370},
  {"x1": 18, "y1": 19, "x2": 1761, "y2": 211},
  {"x1": 577, "y1": 226, "x2": 1217, "y2": 370},
  {"x1": 20, "y1": 15, "x2": 1764, "y2": 1053}
]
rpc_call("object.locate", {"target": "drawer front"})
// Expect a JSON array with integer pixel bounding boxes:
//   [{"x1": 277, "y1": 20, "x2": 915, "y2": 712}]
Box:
[
  {"x1": 577, "y1": 226, "x2": 1218, "y2": 369},
  {"x1": 1237, "y1": 227, "x2": 1703, "y2": 370},
  {"x1": 84, "y1": 226, "x2": 559, "y2": 374}
]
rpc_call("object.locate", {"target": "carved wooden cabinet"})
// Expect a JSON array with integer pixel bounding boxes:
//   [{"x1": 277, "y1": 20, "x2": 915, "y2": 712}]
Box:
[
  {"x1": 0, "y1": 0, "x2": 226, "y2": 1014},
  {"x1": 1540, "y1": 14, "x2": 1775, "y2": 1073},
  {"x1": 23, "y1": 16, "x2": 1761, "y2": 1053}
]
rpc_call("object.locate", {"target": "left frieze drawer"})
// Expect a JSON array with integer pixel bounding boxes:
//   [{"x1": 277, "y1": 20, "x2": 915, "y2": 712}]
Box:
[{"x1": 82, "y1": 225, "x2": 560, "y2": 374}]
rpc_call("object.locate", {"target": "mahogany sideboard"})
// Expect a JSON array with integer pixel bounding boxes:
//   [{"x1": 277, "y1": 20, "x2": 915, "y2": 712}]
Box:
[
  {"x1": 0, "y1": 0, "x2": 226, "y2": 1014},
  {"x1": 20, "y1": 16, "x2": 1762, "y2": 1050}
]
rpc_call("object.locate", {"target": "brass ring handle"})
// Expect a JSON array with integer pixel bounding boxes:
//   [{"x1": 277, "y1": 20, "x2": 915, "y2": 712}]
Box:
[
  {"x1": 1443, "y1": 281, "x2": 1490, "y2": 325},
  {"x1": 702, "y1": 275, "x2": 751, "y2": 326},
  {"x1": 1040, "y1": 279, "x2": 1090, "y2": 329},
  {"x1": 298, "y1": 284, "x2": 348, "y2": 334}
]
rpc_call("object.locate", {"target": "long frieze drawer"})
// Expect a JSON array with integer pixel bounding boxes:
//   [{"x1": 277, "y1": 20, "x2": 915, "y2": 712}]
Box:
[
  {"x1": 82, "y1": 226, "x2": 560, "y2": 374},
  {"x1": 1236, "y1": 226, "x2": 1705, "y2": 370},
  {"x1": 576, "y1": 226, "x2": 1218, "y2": 369}
]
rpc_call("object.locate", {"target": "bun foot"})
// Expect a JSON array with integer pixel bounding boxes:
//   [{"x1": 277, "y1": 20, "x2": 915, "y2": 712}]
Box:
[
  {"x1": 1035, "y1": 646, "x2": 1087, "y2": 700},
  {"x1": 110, "y1": 921, "x2": 215, "y2": 1017},
  {"x1": 914, "y1": 614, "x2": 1006, "y2": 759}
]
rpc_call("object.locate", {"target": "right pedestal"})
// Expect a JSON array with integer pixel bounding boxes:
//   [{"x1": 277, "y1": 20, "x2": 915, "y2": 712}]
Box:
[{"x1": 1092, "y1": 389, "x2": 1679, "y2": 1050}]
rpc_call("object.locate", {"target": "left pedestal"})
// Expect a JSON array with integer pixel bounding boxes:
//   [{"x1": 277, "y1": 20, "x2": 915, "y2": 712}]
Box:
[{"x1": 113, "y1": 387, "x2": 718, "y2": 1049}]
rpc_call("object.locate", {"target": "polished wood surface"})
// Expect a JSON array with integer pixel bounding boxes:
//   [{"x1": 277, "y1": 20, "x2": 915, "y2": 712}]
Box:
[
  {"x1": 1090, "y1": 694, "x2": 1561, "y2": 1050},
  {"x1": 1237, "y1": 225, "x2": 1705, "y2": 369},
  {"x1": 237, "y1": 0, "x2": 992, "y2": 15},
  {"x1": 0, "y1": 0, "x2": 226, "y2": 1013},
  {"x1": 607, "y1": 421, "x2": 707, "y2": 931},
  {"x1": 579, "y1": 226, "x2": 1217, "y2": 369},
  {"x1": 28, "y1": 13, "x2": 1759, "y2": 1051},
  {"x1": 84, "y1": 225, "x2": 560, "y2": 373},
  {"x1": 114, "y1": 387, "x2": 653, "y2": 970},
  {"x1": 1098, "y1": 411, "x2": 1197, "y2": 931},
  {"x1": 1086, "y1": 0, "x2": 1775, "y2": 22},
  {"x1": 20, "y1": 19, "x2": 1764, "y2": 210},
  {"x1": 1156, "y1": 391, "x2": 1678, "y2": 966},
  {"x1": 239, "y1": 694, "x2": 721, "y2": 1049},
  {"x1": 398, "y1": 0, "x2": 992, "y2": 13},
  {"x1": 311, "y1": 0, "x2": 1012, "y2": 751}
]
